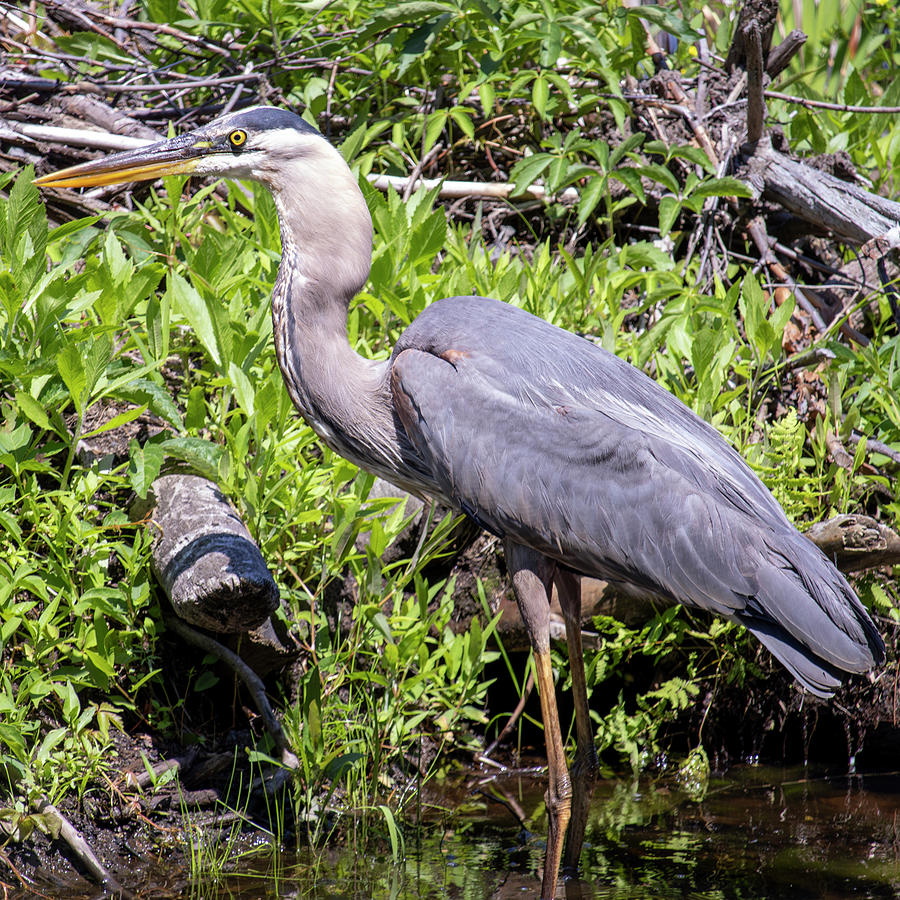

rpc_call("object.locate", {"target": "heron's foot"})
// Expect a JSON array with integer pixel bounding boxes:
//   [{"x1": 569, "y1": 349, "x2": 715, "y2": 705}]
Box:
[
  {"x1": 561, "y1": 751, "x2": 598, "y2": 875},
  {"x1": 541, "y1": 776, "x2": 572, "y2": 900}
]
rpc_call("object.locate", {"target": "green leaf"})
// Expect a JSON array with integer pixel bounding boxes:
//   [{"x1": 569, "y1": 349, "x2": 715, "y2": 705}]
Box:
[
  {"x1": 128, "y1": 440, "x2": 164, "y2": 499},
  {"x1": 610, "y1": 168, "x2": 646, "y2": 205},
  {"x1": 47, "y1": 215, "x2": 102, "y2": 245},
  {"x1": 56, "y1": 344, "x2": 88, "y2": 414},
  {"x1": 738, "y1": 273, "x2": 771, "y2": 359},
  {"x1": 228, "y1": 362, "x2": 255, "y2": 417},
  {"x1": 577, "y1": 174, "x2": 608, "y2": 225},
  {"x1": 509, "y1": 154, "x2": 553, "y2": 195},
  {"x1": 111, "y1": 378, "x2": 183, "y2": 431},
  {"x1": 689, "y1": 176, "x2": 753, "y2": 202},
  {"x1": 359, "y1": 2, "x2": 454, "y2": 39},
  {"x1": 159, "y1": 436, "x2": 224, "y2": 481},
  {"x1": 168, "y1": 271, "x2": 225, "y2": 368},
  {"x1": 84, "y1": 333, "x2": 113, "y2": 396},
  {"x1": 448, "y1": 107, "x2": 475, "y2": 142},
  {"x1": 478, "y1": 81, "x2": 495, "y2": 116},
  {"x1": 532, "y1": 75, "x2": 550, "y2": 119},
  {"x1": 635, "y1": 163, "x2": 679, "y2": 194},
  {"x1": 423, "y1": 110, "x2": 447, "y2": 155},
  {"x1": 185, "y1": 385, "x2": 207, "y2": 431},
  {"x1": 82, "y1": 405, "x2": 147, "y2": 440},
  {"x1": 658, "y1": 196, "x2": 681, "y2": 236},
  {"x1": 14, "y1": 390, "x2": 51, "y2": 431},
  {"x1": 194, "y1": 671, "x2": 219, "y2": 691},
  {"x1": 669, "y1": 145, "x2": 716, "y2": 172}
]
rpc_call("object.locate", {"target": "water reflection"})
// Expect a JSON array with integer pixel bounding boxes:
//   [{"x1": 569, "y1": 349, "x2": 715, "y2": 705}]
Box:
[{"x1": 215, "y1": 767, "x2": 900, "y2": 899}]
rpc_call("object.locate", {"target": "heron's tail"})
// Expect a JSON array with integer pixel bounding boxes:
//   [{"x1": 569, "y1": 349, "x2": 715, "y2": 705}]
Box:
[{"x1": 737, "y1": 530, "x2": 884, "y2": 698}]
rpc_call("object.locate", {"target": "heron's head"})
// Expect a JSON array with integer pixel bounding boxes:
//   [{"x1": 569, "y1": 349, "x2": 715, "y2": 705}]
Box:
[
  {"x1": 36, "y1": 106, "x2": 374, "y2": 300},
  {"x1": 34, "y1": 106, "x2": 333, "y2": 191}
]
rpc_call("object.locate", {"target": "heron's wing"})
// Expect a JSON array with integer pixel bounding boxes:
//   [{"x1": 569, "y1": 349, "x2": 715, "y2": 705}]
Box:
[{"x1": 390, "y1": 296, "x2": 882, "y2": 693}]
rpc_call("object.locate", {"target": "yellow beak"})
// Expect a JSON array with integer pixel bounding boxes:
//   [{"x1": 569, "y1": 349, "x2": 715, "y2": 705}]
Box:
[{"x1": 34, "y1": 134, "x2": 207, "y2": 189}]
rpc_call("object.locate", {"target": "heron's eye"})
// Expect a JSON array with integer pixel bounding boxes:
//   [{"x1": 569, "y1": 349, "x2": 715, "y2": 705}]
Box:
[{"x1": 229, "y1": 129, "x2": 248, "y2": 149}]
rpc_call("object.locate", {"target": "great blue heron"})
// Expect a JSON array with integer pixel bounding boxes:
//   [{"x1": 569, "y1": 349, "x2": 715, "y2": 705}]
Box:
[{"x1": 35, "y1": 106, "x2": 884, "y2": 900}]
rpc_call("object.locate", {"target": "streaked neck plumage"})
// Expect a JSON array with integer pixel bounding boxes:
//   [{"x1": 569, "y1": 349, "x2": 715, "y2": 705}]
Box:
[{"x1": 260, "y1": 140, "x2": 408, "y2": 482}]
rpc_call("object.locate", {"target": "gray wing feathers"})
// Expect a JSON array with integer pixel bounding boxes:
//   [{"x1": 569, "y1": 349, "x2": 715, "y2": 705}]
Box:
[{"x1": 390, "y1": 296, "x2": 884, "y2": 694}]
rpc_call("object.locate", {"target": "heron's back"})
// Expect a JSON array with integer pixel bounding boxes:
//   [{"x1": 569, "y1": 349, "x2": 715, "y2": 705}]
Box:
[{"x1": 390, "y1": 295, "x2": 884, "y2": 695}]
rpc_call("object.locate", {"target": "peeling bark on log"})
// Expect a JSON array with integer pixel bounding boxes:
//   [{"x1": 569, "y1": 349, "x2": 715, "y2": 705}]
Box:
[
  {"x1": 744, "y1": 139, "x2": 900, "y2": 244},
  {"x1": 806, "y1": 514, "x2": 900, "y2": 572},
  {"x1": 134, "y1": 473, "x2": 279, "y2": 632}
]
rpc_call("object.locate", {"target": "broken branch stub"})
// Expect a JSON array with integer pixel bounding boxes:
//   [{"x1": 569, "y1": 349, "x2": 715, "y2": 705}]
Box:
[
  {"x1": 806, "y1": 514, "x2": 900, "y2": 572},
  {"x1": 137, "y1": 473, "x2": 279, "y2": 632}
]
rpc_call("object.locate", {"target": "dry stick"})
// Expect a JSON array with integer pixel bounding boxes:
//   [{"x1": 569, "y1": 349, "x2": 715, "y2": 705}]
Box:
[
  {"x1": 764, "y1": 90, "x2": 900, "y2": 115},
  {"x1": 125, "y1": 747, "x2": 199, "y2": 789},
  {"x1": 806, "y1": 514, "x2": 900, "y2": 571},
  {"x1": 744, "y1": 22, "x2": 766, "y2": 145},
  {"x1": 17, "y1": 120, "x2": 581, "y2": 204},
  {"x1": 825, "y1": 431, "x2": 854, "y2": 470},
  {"x1": 42, "y1": 0, "x2": 231, "y2": 56},
  {"x1": 658, "y1": 78, "x2": 720, "y2": 169},
  {"x1": 848, "y1": 433, "x2": 900, "y2": 466},
  {"x1": 745, "y1": 140, "x2": 900, "y2": 245},
  {"x1": 73, "y1": 72, "x2": 262, "y2": 93},
  {"x1": 481, "y1": 667, "x2": 536, "y2": 760},
  {"x1": 746, "y1": 216, "x2": 832, "y2": 335},
  {"x1": 765, "y1": 29, "x2": 807, "y2": 77},
  {"x1": 402, "y1": 142, "x2": 442, "y2": 203},
  {"x1": 165, "y1": 616, "x2": 299, "y2": 771},
  {"x1": 686, "y1": 129, "x2": 739, "y2": 284},
  {"x1": 33, "y1": 798, "x2": 125, "y2": 895},
  {"x1": 0, "y1": 846, "x2": 39, "y2": 893},
  {"x1": 220, "y1": 65, "x2": 253, "y2": 116},
  {"x1": 724, "y1": 0, "x2": 778, "y2": 71}
]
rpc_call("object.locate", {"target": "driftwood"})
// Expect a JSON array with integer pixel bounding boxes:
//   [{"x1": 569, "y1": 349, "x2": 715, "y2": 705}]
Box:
[
  {"x1": 33, "y1": 797, "x2": 124, "y2": 894},
  {"x1": 134, "y1": 473, "x2": 278, "y2": 632}
]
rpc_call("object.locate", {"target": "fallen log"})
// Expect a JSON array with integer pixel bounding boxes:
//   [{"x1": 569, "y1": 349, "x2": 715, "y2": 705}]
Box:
[
  {"x1": 134, "y1": 473, "x2": 279, "y2": 632},
  {"x1": 743, "y1": 138, "x2": 900, "y2": 245}
]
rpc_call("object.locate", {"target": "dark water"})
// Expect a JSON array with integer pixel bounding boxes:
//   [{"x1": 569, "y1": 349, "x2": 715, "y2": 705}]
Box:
[{"x1": 211, "y1": 765, "x2": 900, "y2": 899}]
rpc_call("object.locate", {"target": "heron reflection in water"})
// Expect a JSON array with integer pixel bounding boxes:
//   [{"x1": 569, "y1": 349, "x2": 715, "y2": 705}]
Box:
[{"x1": 35, "y1": 106, "x2": 884, "y2": 900}]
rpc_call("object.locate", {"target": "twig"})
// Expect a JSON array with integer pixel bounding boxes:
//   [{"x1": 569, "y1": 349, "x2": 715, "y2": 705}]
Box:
[
  {"x1": 654, "y1": 77, "x2": 720, "y2": 168},
  {"x1": 166, "y1": 617, "x2": 299, "y2": 770},
  {"x1": 402, "y1": 142, "x2": 442, "y2": 202},
  {"x1": 33, "y1": 797, "x2": 125, "y2": 895},
  {"x1": 848, "y1": 432, "x2": 900, "y2": 466},
  {"x1": 806, "y1": 514, "x2": 900, "y2": 572},
  {"x1": 764, "y1": 90, "x2": 900, "y2": 115},
  {"x1": 747, "y1": 216, "x2": 828, "y2": 334},
  {"x1": 10, "y1": 122, "x2": 149, "y2": 151},
  {"x1": 220, "y1": 65, "x2": 253, "y2": 116},
  {"x1": 481, "y1": 667, "x2": 535, "y2": 759},
  {"x1": 825, "y1": 431, "x2": 854, "y2": 470},
  {"x1": 41, "y1": 0, "x2": 232, "y2": 57},
  {"x1": 125, "y1": 748, "x2": 199, "y2": 789},
  {"x1": 73, "y1": 73, "x2": 262, "y2": 93}
]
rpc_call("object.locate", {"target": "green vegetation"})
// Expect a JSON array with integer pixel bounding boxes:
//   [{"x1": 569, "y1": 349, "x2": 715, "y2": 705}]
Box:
[{"x1": 1, "y1": 0, "x2": 899, "y2": 884}]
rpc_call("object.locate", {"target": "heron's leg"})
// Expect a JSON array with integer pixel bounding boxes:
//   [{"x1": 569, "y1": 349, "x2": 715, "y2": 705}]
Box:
[
  {"x1": 506, "y1": 541, "x2": 571, "y2": 900},
  {"x1": 556, "y1": 568, "x2": 598, "y2": 874}
]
